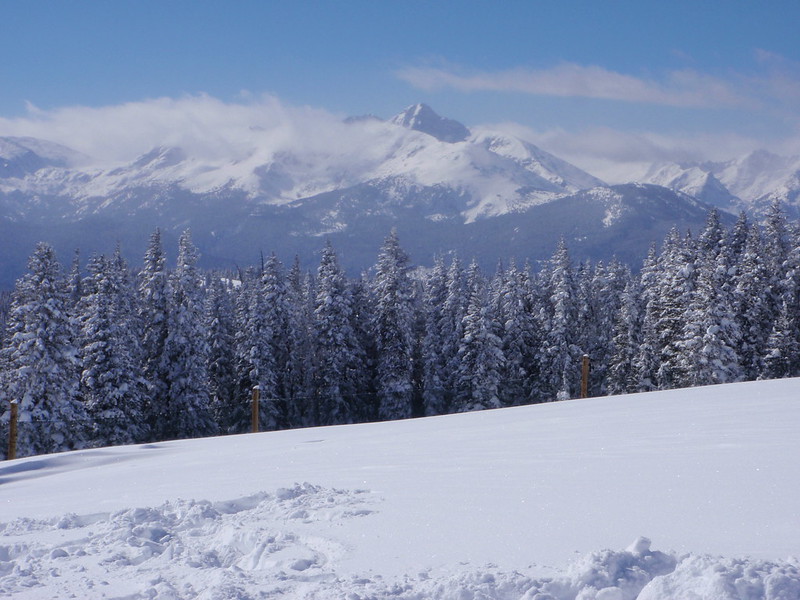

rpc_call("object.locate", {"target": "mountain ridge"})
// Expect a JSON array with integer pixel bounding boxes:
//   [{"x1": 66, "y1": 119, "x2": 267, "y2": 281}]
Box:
[{"x1": 0, "y1": 105, "x2": 782, "y2": 286}]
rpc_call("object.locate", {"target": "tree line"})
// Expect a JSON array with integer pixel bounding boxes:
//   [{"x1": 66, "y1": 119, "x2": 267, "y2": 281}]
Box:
[{"x1": 1, "y1": 202, "x2": 799, "y2": 458}]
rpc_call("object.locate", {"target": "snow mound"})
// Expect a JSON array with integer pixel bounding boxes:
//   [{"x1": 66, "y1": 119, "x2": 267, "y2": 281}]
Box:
[{"x1": 2, "y1": 484, "x2": 797, "y2": 599}]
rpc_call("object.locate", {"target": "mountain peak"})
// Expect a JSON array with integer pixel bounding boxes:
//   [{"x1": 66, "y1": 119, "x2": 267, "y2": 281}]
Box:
[{"x1": 390, "y1": 103, "x2": 470, "y2": 143}]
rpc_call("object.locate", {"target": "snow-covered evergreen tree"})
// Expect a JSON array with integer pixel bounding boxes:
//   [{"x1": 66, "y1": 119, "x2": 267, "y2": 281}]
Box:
[
  {"x1": 161, "y1": 230, "x2": 216, "y2": 440},
  {"x1": 421, "y1": 255, "x2": 449, "y2": 416},
  {"x1": 313, "y1": 242, "x2": 363, "y2": 425},
  {"x1": 79, "y1": 253, "x2": 148, "y2": 446},
  {"x1": 453, "y1": 261, "x2": 504, "y2": 411},
  {"x1": 258, "y1": 254, "x2": 292, "y2": 429},
  {"x1": 1, "y1": 243, "x2": 87, "y2": 457},
  {"x1": 762, "y1": 300, "x2": 798, "y2": 379},
  {"x1": 539, "y1": 239, "x2": 581, "y2": 400},
  {"x1": 607, "y1": 276, "x2": 644, "y2": 395},
  {"x1": 680, "y1": 217, "x2": 743, "y2": 386},
  {"x1": 631, "y1": 244, "x2": 661, "y2": 392},
  {"x1": 285, "y1": 258, "x2": 315, "y2": 427},
  {"x1": 138, "y1": 229, "x2": 172, "y2": 438},
  {"x1": 205, "y1": 275, "x2": 238, "y2": 433},
  {"x1": 231, "y1": 268, "x2": 260, "y2": 432},
  {"x1": 497, "y1": 260, "x2": 539, "y2": 405},
  {"x1": 371, "y1": 230, "x2": 416, "y2": 421},
  {"x1": 732, "y1": 225, "x2": 772, "y2": 380},
  {"x1": 653, "y1": 230, "x2": 697, "y2": 389}
]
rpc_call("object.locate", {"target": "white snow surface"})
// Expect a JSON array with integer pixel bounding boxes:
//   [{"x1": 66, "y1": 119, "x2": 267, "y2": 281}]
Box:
[{"x1": 1, "y1": 378, "x2": 799, "y2": 599}]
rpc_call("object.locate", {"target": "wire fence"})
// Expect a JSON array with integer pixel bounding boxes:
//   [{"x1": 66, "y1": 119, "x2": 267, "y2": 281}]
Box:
[{"x1": 4, "y1": 356, "x2": 593, "y2": 460}]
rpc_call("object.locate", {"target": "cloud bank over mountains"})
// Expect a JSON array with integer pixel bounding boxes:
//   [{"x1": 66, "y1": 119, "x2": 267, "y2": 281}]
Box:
[{"x1": 0, "y1": 86, "x2": 798, "y2": 185}]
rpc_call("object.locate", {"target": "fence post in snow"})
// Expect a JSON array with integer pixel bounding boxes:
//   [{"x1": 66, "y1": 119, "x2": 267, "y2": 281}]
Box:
[
  {"x1": 580, "y1": 355, "x2": 590, "y2": 399},
  {"x1": 251, "y1": 386, "x2": 260, "y2": 434},
  {"x1": 7, "y1": 401, "x2": 18, "y2": 460}
]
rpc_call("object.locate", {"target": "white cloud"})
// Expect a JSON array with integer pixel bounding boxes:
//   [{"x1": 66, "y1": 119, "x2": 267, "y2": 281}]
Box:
[
  {"x1": 0, "y1": 94, "x2": 367, "y2": 166},
  {"x1": 397, "y1": 63, "x2": 753, "y2": 109}
]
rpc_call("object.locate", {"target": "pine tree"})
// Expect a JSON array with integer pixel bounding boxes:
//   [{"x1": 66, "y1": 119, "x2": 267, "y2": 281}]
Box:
[
  {"x1": 497, "y1": 260, "x2": 539, "y2": 405},
  {"x1": 372, "y1": 230, "x2": 416, "y2": 421},
  {"x1": 654, "y1": 230, "x2": 697, "y2": 389},
  {"x1": 631, "y1": 244, "x2": 661, "y2": 392},
  {"x1": 79, "y1": 253, "x2": 148, "y2": 446},
  {"x1": 1, "y1": 243, "x2": 87, "y2": 457},
  {"x1": 421, "y1": 255, "x2": 449, "y2": 415},
  {"x1": 607, "y1": 277, "x2": 644, "y2": 395},
  {"x1": 205, "y1": 275, "x2": 238, "y2": 433},
  {"x1": 539, "y1": 239, "x2": 581, "y2": 400},
  {"x1": 762, "y1": 300, "x2": 798, "y2": 379},
  {"x1": 231, "y1": 268, "x2": 261, "y2": 432},
  {"x1": 285, "y1": 258, "x2": 315, "y2": 427},
  {"x1": 313, "y1": 242, "x2": 362, "y2": 425},
  {"x1": 732, "y1": 225, "x2": 772, "y2": 380},
  {"x1": 259, "y1": 254, "x2": 292, "y2": 429},
  {"x1": 681, "y1": 235, "x2": 742, "y2": 386},
  {"x1": 453, "y1": 261, "x2": 504, "y2": 411},
  {"x1": 138, "y1": 229, "x2": 172, "y2": 438},
  {"x1": 161, "y1": 230, "x2": 216, "y2": 440}
]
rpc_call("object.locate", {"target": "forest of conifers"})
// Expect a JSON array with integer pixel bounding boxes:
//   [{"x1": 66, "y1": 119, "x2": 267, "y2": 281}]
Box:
[{"x1": 1, "y1": 202, "x2": 798, "y2": 458}]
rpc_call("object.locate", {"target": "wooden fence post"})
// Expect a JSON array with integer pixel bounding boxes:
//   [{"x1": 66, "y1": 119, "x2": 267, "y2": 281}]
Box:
[
  {"x1": 251, "y1": 386, "x2": 260, "y2": 433},
  {"x1": 7, "y1": 401, "x2": 18, "y2": 460},
  {"x1": 580, "y1": 355, "x2": 590, "y2": 399}
]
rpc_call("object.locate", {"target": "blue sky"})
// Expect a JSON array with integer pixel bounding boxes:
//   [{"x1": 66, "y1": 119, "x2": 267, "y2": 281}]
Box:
[{"x1": 2, "y1": 0, "x2": 799, "y2": 179}]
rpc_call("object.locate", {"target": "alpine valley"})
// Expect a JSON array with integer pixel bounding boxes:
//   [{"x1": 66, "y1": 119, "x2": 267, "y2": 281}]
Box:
[{"x1": 1, "y1": 104, "x2": 798, "y2": 287}]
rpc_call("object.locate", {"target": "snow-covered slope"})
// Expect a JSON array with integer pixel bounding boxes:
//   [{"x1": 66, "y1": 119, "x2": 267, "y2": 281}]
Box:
[{"x1": 1, "y1": 379, "x2": 798, "y2": 599}]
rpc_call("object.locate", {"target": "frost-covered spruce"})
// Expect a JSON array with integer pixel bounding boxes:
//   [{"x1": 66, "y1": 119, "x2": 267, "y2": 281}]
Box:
[
  {"x1": 653, "y1": 229, "x2": 697, "y2": 389},
  {"x1": 231, "y1": 267, "x2": 260, "y2": 431},
  {"x1": 421, "y1": 255, "x2": 450, "y2": 416},
  {"x1": 161, "y1": 230, "x2": 216, "y2": 440},
  {"x1": 439, "y1": 255, "x2": 467, "y2": 409},
  {"x1": 259, "y1": 254, "x2": 292, "y2": 430},
  {"x1": 205, "y1": 275, "x2": 238, "y2": 433},
  {"x1": 496, "y1": 260, "x2": 539, "y2": 406},
  {"x1": 631, "y1": 244, "x2": 660, "y2": 392},
  {"x1": 313, "y1": 241, "x2": 363, "y2": 425},
  {"x1": 776, "y1": 227, "x2": 800, "y2": 377},
  {"x1": 138, "y1": 229, "x2": 172, "y2": 438},
  {"x1": 1, "y1": 243, "x2": 87, "y2": 457},
  {"x1": 79, "y1": 253, "x2": 148, "y2": 446},
  {"x1": 371, "y1": 230, "x2": 416, "y2": 421},
  {"x1": 284, "y1": 257, "x2": 315, "y2": 427},
  {"x1": 732, "y1": 224, "x2": 772, "y2": 380},
  {"x1": 762, "y1": 300, "x2": 798, "y2": 380},
  {"x1": 453, "y1": 261, "x2": 504, "y2": 412},
  {"x1": 680, "y1": 218, "x2": 743, "y2": 387},
  {"x1": 607, "y1": 277, "x2": 644, "y2": 395},
  {"x1": 539, "y1": 239, "x2": 581, "y2": 401}
]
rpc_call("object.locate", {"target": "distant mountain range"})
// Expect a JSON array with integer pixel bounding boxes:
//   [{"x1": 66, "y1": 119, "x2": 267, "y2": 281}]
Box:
[
  {"x1": 641, "y1": 150, "x2": 800, "y2": 217},
  {"x1": 0, "y1": 104, "x2": 796, "y2": 287}
]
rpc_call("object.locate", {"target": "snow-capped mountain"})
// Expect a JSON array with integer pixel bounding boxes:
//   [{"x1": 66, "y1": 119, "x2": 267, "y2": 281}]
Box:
[
  {"x1": 0, "y1": 105, "x2": 604, "y2": 221},
  {"x1": 0, "y1": 106, "x2": 726, "y2": 286},
  {"x1": 389, "y1": 102, "x2": 471, "y2": 143},
  {"x1": 642, "y1": 150, "x2": 800, "y2": 217}
]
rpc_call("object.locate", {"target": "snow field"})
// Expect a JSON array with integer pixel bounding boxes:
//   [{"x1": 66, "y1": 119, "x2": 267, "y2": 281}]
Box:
[
  {"x1": 0, "y1": 378, "x2": 799, "y2": 598},
  {"x1": 1, "y1": 490, "x2": 798, "y2": 599}
]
